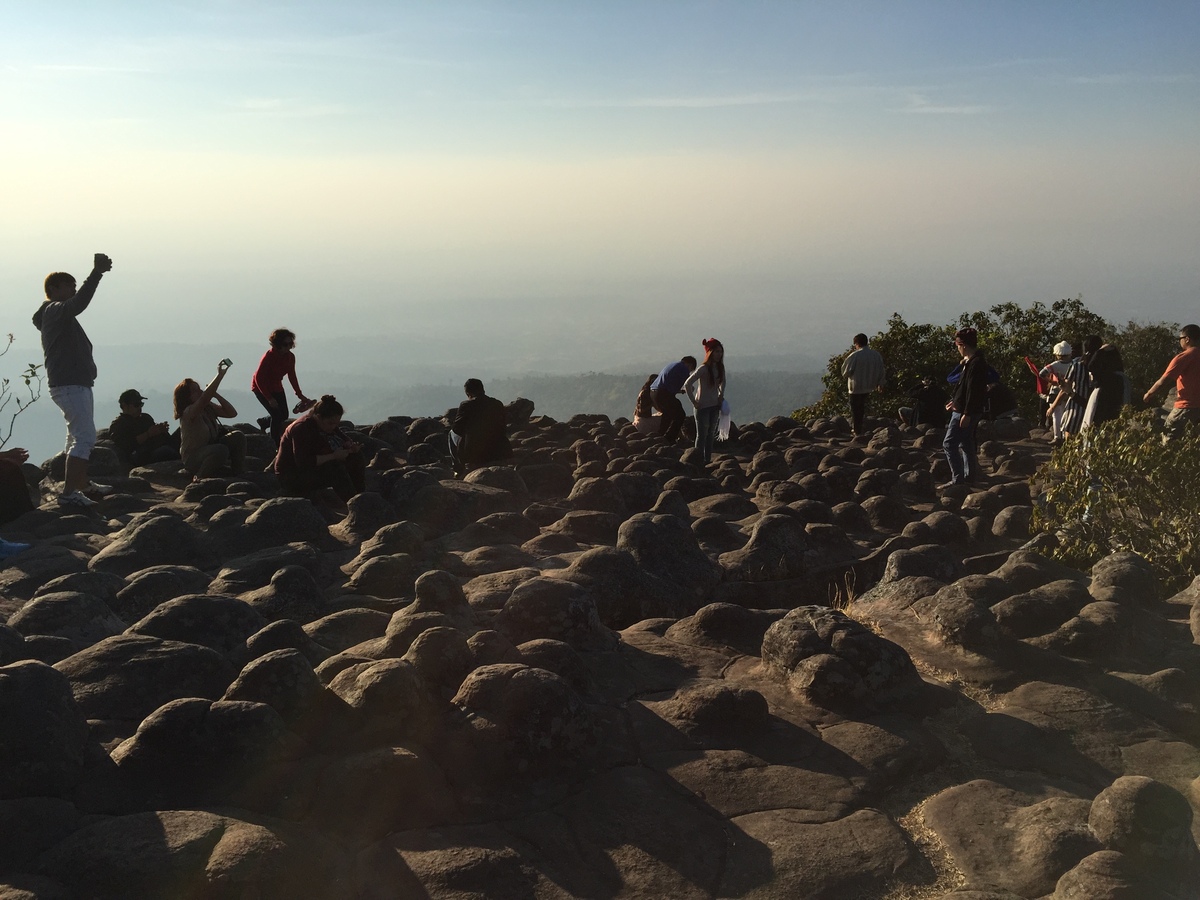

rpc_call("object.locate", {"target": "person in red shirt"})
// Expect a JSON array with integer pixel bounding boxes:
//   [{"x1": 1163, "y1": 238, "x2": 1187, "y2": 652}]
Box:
[
  {"x1": 251, "y1": 328, "x2": 310, "y2": 445},
  {"x1": 273, "y1": 395, "x2": 364, "y2": 502},
  {"x1": 1144, "y1": 323, "x2": 1200, "y2": 442}
]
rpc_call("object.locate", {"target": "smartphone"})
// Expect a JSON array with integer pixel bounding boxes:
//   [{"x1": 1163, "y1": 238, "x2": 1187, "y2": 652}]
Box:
[{"x1": 220, "y1": 358, "x2": 233, "y2": 367}]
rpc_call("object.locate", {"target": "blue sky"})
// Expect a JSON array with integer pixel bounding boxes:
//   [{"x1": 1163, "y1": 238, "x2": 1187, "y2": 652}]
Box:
[{"x1": 3, "y1": 1, "x2": 1199, "y2": 365}]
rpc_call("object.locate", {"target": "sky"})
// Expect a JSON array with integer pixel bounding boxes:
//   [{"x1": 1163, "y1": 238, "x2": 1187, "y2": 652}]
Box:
[{"x1": 3, "y1": 1, "x2": 1199, "y2": 380}]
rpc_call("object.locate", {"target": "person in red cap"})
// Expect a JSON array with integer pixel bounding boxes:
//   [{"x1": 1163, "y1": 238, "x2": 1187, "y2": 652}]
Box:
[
  {"x1": 942, "y1": 327, "x2": 989, "y2": 487},
  {"x1": 682, "y1": 338, "x2": 726, "y2": 464}
]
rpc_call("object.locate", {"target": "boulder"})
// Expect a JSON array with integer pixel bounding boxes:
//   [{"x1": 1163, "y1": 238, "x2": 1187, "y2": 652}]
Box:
[
  {"x1": 39, "y1": 809, "x2": 357, "y2": 900},
  {"x1": 54, "y1": 634, "x2": 236, "y2": 724},
  {"x1": 88, "y1": 511, "x2": 215, "y2": 577},
  {"x1": 761, "y1": 606, "x2": 923, "y2": 708},
  {"x1": 108, "y1": 566, "x2": 212, "y2": 622},
  {"x1": 720, "y1": 514, "x2": 810, "y2": 581},
  {"x1": 0, "y1": 661, "x2": 91, "y2": 800},
  {"x1": 240, "y1": 565, "x2": 330, "y2": 623},
  {"x1": 127, "y1": 594, "x2": 268, "y2": 655},
  {"x1": 495, "y1": 577, "x2": 617, "y2": 651},
  {"x1": 453, "y1": 663, "x2": 593, "y2": 759},
  {"x1": 327, "y1": 491, "x2": 400, "y2": 544},
  {"x1": 7, "y1": 592, "x2": 125, "y2": 647},
  {"x1": 111, "y1": 697, "x2": 305, "y2": 808}
]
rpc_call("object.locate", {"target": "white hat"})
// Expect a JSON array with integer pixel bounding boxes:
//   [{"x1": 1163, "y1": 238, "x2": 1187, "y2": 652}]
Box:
[{"x1": 1053, "y1": 341, "x2": 1071, "y2": 357}]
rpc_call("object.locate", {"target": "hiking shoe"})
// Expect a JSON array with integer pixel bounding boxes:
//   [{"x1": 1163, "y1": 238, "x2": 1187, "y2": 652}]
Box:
[
  {"x1": 58, "y1": 490, "x2": 97, "y2": 509},
  {"x1": 86, "y1": 481, "x2": 115, "y2": 496},
  {"x1": 257, "y1": 416, "x2": 272, "y2": 433},
  {"x1": 0, "y1": 538, "x2": 32, "y2": 560}
]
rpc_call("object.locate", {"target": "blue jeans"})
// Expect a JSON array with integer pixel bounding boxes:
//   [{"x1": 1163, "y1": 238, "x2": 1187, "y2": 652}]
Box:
[
  {"x1": 943, "y1": 411, "x2": 979, "y2": 484},
  {"x1": 695, "y1": 405, "x2": 720, "y2": 463}
]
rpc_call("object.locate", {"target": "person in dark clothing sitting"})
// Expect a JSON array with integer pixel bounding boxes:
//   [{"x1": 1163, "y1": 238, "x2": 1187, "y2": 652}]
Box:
[
  {"x1": 273, "y1": 395, "x2": 364, "y2": 501},
  {"x1": 449, "y1": 378, "x2": 512, "y2": 476},
  {"x1": 898, "y1": 376, "x2": 949, "y2": 428},
  {"x1": 108, "y1": 389, "x2": 180, "y2": 466}
]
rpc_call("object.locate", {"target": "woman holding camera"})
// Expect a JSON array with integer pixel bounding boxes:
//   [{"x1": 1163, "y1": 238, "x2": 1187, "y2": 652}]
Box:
[{"x1": 174, "y1": 360, "x2": 246, "y2": 479}]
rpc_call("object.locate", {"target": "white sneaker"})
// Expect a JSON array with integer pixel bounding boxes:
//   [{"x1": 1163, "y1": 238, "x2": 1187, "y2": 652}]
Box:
[
  {"x1": 58, "y1": 490, "x2": 98, "y2": 508},
  {"x1": 86, "y1": 481, "x2": 115, "y2": 496}
]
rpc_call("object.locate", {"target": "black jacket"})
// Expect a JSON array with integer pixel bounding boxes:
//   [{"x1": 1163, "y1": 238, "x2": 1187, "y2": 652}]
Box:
[
  {"x1": 950, "y1": 352, "x2": 990, "y2": 416},
  {"x1": 451, "y1": 395, "x2": 513, "y2": 469}
]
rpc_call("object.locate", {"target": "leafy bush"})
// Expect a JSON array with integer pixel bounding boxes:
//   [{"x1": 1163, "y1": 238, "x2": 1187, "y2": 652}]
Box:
[{"x1": 1032, "y1": 409, "x2": 1200, "y2": 591}]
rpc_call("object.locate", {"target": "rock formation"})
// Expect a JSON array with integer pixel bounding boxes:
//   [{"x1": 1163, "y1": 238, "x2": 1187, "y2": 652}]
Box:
[{"x1": 2, "y1": 408, "x2": 1198, "y2": 899}]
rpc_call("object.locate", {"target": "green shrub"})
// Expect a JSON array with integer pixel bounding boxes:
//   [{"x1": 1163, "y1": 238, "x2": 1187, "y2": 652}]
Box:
[{"x1": 1032, "y1": 409, "x2": 1200, "y2": 591}]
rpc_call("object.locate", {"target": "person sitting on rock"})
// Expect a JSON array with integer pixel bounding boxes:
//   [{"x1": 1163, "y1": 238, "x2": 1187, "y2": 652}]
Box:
[
  {"x1": 632, "y1": 374, "x2": 661, "y2": 435},
  {"x1": 449, "y1": 378, "x2": 512, "y2": 476},
  {"x1": 251, "y1": 328, "x2": 310, "y2": 446},
  {"x1": 898, "y1": 376, "x2": 948, "y2": 428},
  {"x1": 174, "y1": 360, "x2": 246, "y2": 480},
  {"x1": 985, "y1": 380, "x2": 1020, "y2": 420},
  {"x1": 0, "y1": 446, "x2": 35, "y2": 535},
  {"x1": 273, "y1": 394, "x2": 364, "y2": 501},
  {"x1": 108, "y1": 389, "x2": 180, "y2": 466}
]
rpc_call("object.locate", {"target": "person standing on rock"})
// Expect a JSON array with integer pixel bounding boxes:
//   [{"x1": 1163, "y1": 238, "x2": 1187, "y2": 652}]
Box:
[
  {"x1": 1144, "y1": 323, "x2": 1200, "y2": 442},
  {"x1": 449, "y1": 378, "x2": 512, "y2": 476},
  {"x1": 251, "y1": 328, "x2": 310, "y2": 446},
  {"x1": 841, "y1": 333, "x2": 886, "y2": 437},
  {"x1": 33, "y1": 253, "x2": 117, "y2": 508},
  {"x1": 942, "y1": 327, "x2": 989, "y2": 487},
  {"x1": 682, "y1": 338, "x2": 726, "y2": 464},
  {"x1": 650, "y1": 355, "x2": 697, "y2": 442}
]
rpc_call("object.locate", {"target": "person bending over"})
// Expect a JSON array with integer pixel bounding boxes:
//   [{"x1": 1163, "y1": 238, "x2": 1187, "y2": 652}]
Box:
[
  {"x1": 650, "y1": 356, "x2": 697, "y2": 442},
  {"x1": 274, "y1": 395, "x2": 364, "y2": 501},
  {"x1": 252, "y1": 328, "x2": 310, "y2": 445},
  {"x1": 174, "y1": 360, "x2": 246, "y2": 479}
]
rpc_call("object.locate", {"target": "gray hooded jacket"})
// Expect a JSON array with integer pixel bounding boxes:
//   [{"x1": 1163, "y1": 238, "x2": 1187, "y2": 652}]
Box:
[{"x1": 32, "y1": 271, "x2": 102, "y2": 388}]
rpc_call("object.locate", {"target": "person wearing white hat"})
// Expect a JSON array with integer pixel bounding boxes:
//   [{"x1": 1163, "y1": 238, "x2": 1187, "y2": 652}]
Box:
[{"x1": 1039, "y1": 341, "x2": 1074, "y2": 446}]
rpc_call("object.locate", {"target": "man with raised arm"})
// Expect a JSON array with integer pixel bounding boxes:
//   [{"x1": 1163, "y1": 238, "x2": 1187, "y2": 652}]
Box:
[{"x1": 33, "y1": 253, "x2": 115, "y2": 508}]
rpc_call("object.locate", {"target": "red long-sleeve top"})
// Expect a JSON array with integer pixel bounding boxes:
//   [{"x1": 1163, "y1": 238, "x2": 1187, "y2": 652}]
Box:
[{"x1": 251, "y1": 348, "x2": 301, "y2": 396}]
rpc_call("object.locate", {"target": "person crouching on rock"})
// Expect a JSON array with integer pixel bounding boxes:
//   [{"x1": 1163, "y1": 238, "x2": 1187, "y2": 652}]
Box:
[
  {"x1": 174, "y1": 360, "x2": 246, "y2": 480},
  {"x1": 273, "y1": 395, "x2": 364, "y2": 501}
]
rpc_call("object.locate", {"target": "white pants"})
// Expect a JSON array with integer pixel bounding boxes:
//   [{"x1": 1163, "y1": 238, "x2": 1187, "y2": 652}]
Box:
[{"x1": 49, "y1": 384, "x2": 96, "y2": 460}]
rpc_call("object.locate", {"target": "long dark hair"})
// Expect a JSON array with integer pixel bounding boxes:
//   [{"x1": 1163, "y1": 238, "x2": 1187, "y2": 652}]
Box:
[
  {"x1": 701, "y1": 339, "x2": 725, "y2": 387},
  {"x1": 172, "y1": 379, "x2": 198, "y2": 419}
]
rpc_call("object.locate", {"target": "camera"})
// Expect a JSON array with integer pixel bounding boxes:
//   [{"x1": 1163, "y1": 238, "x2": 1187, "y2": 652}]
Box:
[{"x1": 220, "y1": 358, "x2": 233, "y2": 368}]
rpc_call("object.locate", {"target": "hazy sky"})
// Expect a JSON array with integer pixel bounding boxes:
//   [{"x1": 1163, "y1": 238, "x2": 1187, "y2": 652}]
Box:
[{"x1": 3, "y1": 1, "x2": 1199, "y2": 368}]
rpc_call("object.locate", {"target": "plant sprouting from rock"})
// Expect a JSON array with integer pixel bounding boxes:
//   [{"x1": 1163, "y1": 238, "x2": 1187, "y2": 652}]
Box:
[{"x1": 0, "y1": 333, "x2": 43, "y2": 449}]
